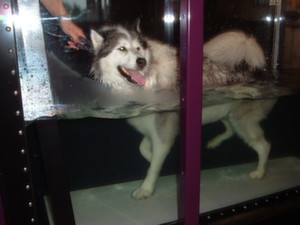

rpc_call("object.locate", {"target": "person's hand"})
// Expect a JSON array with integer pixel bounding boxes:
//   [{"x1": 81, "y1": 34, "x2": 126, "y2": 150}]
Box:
[{"x1": 59, "y1": 19, "x2": 86, "y2": 50}]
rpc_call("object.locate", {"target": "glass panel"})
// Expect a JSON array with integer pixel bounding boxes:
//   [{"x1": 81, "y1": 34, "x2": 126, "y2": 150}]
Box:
[
  {"x1": 15, "y1": 0, "x2": 54, "y2": 120},
  {"x1": 15, "y1": 0, "x2": 181, "y2": 224},
  {"x1": 201, "y1": 0, "x2": 300, "y2": 216}
]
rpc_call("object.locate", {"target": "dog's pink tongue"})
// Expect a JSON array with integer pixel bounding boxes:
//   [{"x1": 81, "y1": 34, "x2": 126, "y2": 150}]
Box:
[{"x1": 127, "y1": 69, "x2": 146, "y2": 86}]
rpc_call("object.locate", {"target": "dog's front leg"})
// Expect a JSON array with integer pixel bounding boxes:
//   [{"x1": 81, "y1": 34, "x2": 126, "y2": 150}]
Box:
[{"x1": 129, "y1": 112, "x2": 178, "y2": 200}]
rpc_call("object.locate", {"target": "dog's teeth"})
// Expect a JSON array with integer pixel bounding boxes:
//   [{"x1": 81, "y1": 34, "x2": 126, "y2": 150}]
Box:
[{"x1": 121, "y1": 67, "x2": 130, "y2": 75}]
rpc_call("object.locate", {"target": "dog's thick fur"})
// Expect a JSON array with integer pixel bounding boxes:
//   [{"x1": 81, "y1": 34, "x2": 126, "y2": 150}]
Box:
[{"x1": 90, "y1": 23, "x2": 275, "y2": 200}]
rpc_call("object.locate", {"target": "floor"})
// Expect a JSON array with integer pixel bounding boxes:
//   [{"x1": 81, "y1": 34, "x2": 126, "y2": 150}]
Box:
[{"x1": 45, "y1": 156, "x2": 300, "y2": 225}]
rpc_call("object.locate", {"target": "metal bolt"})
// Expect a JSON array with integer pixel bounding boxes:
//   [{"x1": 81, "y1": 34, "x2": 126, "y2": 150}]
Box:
[
  {"x1": 31, "y1": 218, "x2": 35, "y2": 223},
  {"x1": 28, "y1": 202, "x2": 33, "y2": 207},
  {"x1": 25, "y1": 184, "x2": 31, "y2": 190},
  {"x1": 3, "y1": 4, "x2": 9, "y2": 9},
  {"x1": 13, "y1": 90, "x2": 18, "y2": 96},
  {"x1": 23, "y1": 167, "x2": 28, "y2": 172},
  {"x1": 5, "y1": 26, "x2": 11, "y2": 32},
  {"x1": 21, "y1": 149, "x2": 26, "y2": 155},
  {"x1": 8, "y1": 48, "x2": 13, "y2": 53},
  {"x1": 11, "y1": 69, "x2": 16, "y2": 75},
  {"x1": 16, "y1": 110, "x2": 21, "y2": 116},
  {"x1": 18, "y1": 130, "x2": 23, "y2": 135}
]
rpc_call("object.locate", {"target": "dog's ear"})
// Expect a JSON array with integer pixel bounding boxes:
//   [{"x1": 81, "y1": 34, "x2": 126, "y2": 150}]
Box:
[
  {"x1": 90, "y1": 29, "x2": 104, "y2": 54},
  {"x1": 133, "y1": 18, "x2": 142, "y2": 33}
]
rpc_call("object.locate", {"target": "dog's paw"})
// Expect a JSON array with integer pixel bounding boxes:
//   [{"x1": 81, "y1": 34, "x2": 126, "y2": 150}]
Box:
[
  {"x1": 131, "y1": 188, "x2": 154, "y2": 200},
  {"x1": 248, "y1": 170, "x2": 265, "y2": 180},
  {"x1": 206, "y1": 140, "x2": 219, "y2": 149}
]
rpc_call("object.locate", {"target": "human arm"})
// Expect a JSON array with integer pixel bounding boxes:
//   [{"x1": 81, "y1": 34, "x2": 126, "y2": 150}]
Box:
[{"x1": 40, "y1": 0, "x2": 86, "y2": 47}]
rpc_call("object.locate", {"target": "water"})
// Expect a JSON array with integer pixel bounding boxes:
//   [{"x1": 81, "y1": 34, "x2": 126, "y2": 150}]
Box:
[{"x1": 40, "y1": 53, "x2": 299, "y2": 121}]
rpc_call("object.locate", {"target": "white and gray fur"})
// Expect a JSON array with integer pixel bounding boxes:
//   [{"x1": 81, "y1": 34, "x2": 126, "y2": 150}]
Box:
[
  {"x1": 90, "y1": 23, "x2": 275, "y2": 200},
  {"x1": 90, "y1": 23, "x2": 178, "y2": 92},
  {"x1": 90, "y1": 26, "x2": 265, "y2": 91}
]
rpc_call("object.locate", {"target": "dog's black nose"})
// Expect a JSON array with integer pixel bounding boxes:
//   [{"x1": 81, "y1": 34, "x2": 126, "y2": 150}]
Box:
[{"x1": 136, "y1": 57, "x2": 147, "y2": 69}]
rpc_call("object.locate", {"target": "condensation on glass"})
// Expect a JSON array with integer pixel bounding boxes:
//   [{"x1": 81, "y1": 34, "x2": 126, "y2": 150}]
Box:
[{"x1": 14, "y1": 0, "x2": 54, "y2": 120}]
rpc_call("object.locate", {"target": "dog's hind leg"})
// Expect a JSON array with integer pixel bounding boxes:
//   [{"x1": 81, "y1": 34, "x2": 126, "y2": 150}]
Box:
[
  {"x1": 245, "y1": 131, "x2": 270, "y2": 180},
  {"x1": 229, "y1": 100, "x2": 275, "y2": 179},
  {"x1": 231, "y1": 119, "x2": 270, "y2": 179},
  {"x1": 206, "y1": 119, "x2": 234, "y2": 149}
]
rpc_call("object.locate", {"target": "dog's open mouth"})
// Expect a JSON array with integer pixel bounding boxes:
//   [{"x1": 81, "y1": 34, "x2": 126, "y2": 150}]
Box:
[{"x1": 118, "y1": 66, "x2": 146, "y2": 86}]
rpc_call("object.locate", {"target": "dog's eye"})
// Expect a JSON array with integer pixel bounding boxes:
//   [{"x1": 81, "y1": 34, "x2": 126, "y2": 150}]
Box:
[
  {"x1": 118, "y1": 46, "x2": 127, "y2": 52},
  {"x1": 137, "y1": 47, "x2": 141, "y2": 51}
]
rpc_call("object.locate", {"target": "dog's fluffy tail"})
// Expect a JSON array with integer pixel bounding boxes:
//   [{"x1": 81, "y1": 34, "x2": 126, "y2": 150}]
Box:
[{"x1": 204, "y1": 31, "x2": 265, "y2": 70}]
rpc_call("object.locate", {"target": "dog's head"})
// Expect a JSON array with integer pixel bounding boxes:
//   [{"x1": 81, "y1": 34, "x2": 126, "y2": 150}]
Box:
[{"x1": 90, "y1": 21, "x2": 150, "y2": 90}]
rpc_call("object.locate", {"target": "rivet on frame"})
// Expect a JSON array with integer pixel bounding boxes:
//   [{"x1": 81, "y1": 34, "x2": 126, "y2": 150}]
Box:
[
  {"x1": 16, "y1": 110, "x2": 21, "y2": 116},
  {"x1": 3, "y1": 3, "x2": 10, "y2": 9},
  {"x1": 8, "y1": 48, "x2": 13, "y2": 53},
  {"x1": 13, "y1": 90, "x2": 18, "y2": 96},
  {"x1": 31, "y1": 218, "x2": 35, "y2": 223},
  {"x1": 11, "y1": 69, "x2": 16, "y2": 75},
  {"x1": 25, "y1": 184, "x2": 31, "y2": 190},
  {"x1": 21, "y1": 149, "x2": 26, "y2": 155},
  {"x1": 28, "y1": 202, "x2": 33, "y2": 207},
  {"x1": 18, "y1": 130, "x2": 23, "y2": 135},
  {"x1": 5, "y1": 26, "x2": 11, "y2": 32},
  {"x1": 23, "y1": 167, "x2": 28, "y2": 172}
]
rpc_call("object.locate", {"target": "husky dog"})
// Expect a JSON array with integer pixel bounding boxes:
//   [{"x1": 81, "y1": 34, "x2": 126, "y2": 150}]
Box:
[
  {"x1": 90, "y1": 24, "x2": 178, "y2": 92},
  {"x1": 90, "y1": 23, "x2": 275, "y2": 200}
]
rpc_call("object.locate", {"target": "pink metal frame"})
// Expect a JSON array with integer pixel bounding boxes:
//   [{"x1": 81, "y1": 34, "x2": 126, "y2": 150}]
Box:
[{"x1": 179, "y1": 0, "x2": 203, "y2": 224}]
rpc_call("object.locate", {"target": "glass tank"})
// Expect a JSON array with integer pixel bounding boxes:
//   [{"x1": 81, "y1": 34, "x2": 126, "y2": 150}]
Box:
[
  {"x1": 200, "y1": 0, "x2": 300, "y2": 221},
  {"x1": 1, "y1": 0, "x2": 299, "y2": 224},
  {"x1": 14, "y1": 0, "x2": 182, "y2": 224}
]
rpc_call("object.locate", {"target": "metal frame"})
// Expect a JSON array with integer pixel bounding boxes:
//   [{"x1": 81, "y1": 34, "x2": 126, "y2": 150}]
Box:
[
  {"x1": 0, "y1": 0, "x2": 203, "y2": 224},
  {"x1": 199, "y1": 187, "x2": 300, "y2": 224},
  {"x1": 179, "y1": 0, "x2": 203, "y2": 224},
  {"x1": 3, "y1": 0, "x2": 299, "y2": 224},
  {"x1": 0, "y1": 0, "x2": 37, "y2": 224}
]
